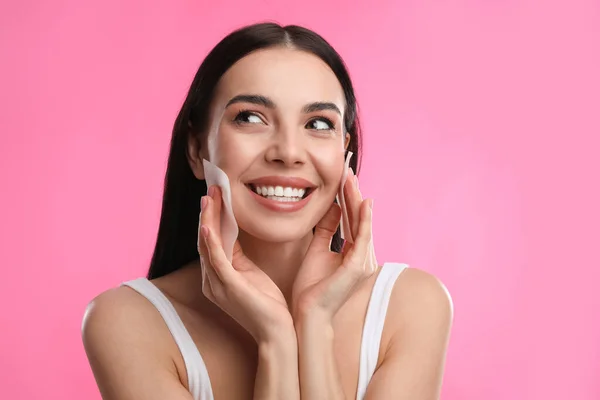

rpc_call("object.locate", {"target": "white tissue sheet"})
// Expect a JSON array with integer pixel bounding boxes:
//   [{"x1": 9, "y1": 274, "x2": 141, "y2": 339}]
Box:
[{"x1": 200, "y1": 159, "x2": 239, "y2": 262}]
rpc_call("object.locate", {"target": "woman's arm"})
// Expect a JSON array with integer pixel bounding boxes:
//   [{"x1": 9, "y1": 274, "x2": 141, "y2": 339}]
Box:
[
  {"x1": 82, "y1": 288, "x2": 194, "y2": 400},
  {"x1": 363, "y1": 269, "x2": 453, "y2": 399},
  {"x1": 296, "y1": 314, "x2": 345, "y2": 399},
  {"x1": 254, "y1": 331, "x2": 300, "y2": 400},
  {"x1": 83, "y1": 286, "x2": 300, "y2": 400},
  {"x1": 295, "y1": 268, "x2": 453, "y2": 400},
  {"x1": 199, "y1": 187, "x2": 300, "y2": 399}
]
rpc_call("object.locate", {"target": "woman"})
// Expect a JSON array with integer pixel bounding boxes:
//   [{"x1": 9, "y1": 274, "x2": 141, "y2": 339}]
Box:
[{"x1": 82, "y1": 22, "x2": 453, "y2": 400}]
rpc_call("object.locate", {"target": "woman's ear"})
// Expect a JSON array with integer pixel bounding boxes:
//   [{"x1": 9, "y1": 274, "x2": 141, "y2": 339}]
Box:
[
  {"x1": 344, "y1": 132, "x2": 351, "y2": 150},
  {"x1": 187, "y1": 132, "x2": 206, "y2": 180}
]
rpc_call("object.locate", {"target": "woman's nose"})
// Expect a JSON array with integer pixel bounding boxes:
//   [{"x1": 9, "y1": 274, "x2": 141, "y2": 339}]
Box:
[{"x1": 264, "y1": 127, "x2": 307, "y2": 167}]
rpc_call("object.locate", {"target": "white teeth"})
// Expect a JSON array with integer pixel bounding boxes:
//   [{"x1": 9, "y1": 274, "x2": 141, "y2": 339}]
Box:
[
  {"x1": 251, "y1": 185, "x2": 309, "y2": 200},
  {"x1": 263, "y1": 196, "x2": 301, "y2": 202}
]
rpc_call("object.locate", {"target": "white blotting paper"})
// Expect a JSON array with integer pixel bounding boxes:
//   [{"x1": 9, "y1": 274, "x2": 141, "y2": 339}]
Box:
[{"x1": 200, "y1": 159, "x2": 239, "y2": 262}]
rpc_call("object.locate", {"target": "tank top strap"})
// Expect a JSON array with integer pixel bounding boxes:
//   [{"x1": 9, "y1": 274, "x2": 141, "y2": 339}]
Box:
[
  {"x1": 355, "y1": 263, "x2": 409, "y2": 400},
  {"x1": 122, "y1": 278, "x2": 214, "y2": 400}
]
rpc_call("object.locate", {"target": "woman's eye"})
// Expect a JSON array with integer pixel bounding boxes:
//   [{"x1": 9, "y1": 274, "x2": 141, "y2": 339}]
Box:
[
  {"x1": 306, "y1": 118, "x2": 334, "y2": 131},
  {"x1": 234, "y1": 111, "x2": 264, "y2": 125}
]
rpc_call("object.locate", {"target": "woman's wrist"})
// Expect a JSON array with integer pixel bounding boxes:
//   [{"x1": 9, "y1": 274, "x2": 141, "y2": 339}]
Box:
[
  {"x1": 294, "y1": 308, "x2": 334, "y2": 338},
  {"x1": 256, "y1": 316, "x2": 297, "y2": 346},
  {"x1": 258, "y1": 336, "x2": 298, "y2": 364},
  {"x1": 257, "y1": 322, "x2": 298, "y2": 350},
  {"x1": 255, "y1": 328, "x2": 300, "y2": 400}
]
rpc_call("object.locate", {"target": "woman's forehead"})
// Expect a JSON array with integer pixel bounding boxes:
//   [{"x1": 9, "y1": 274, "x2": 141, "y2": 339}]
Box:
[{"x1": 214, "y1": 48, "x2": 346, "y2": 111}]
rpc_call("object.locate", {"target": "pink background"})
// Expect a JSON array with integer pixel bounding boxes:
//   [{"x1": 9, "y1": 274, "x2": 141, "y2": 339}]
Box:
[{"x1": 1, "y1": 1, "x2": 599, "y2": 399}]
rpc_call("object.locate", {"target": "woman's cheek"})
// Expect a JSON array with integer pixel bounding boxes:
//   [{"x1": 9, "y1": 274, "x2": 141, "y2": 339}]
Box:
[
  {"x1": 314, "y1": 148, "x2": 346, "y2": 186},
  {"x1": 210, "y1": 126, "x2": 252, "y2": 168}
]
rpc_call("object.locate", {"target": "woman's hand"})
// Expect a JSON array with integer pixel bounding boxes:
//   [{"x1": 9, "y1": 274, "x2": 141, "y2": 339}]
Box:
[
  {"x1": 292, "y1": 169, "x2": 377, "y2": 399},
  {"x1": 292, "y1": 168, "x2": 377, "y2": 324},
  {"x1": 198, "y1": 186, "x2": 295, "y2": 343}
]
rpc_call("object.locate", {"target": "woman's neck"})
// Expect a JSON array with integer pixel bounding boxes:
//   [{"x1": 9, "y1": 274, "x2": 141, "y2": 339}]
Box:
[{"x1": 237, "y1": 230, "x2": 313, "y2": 303}]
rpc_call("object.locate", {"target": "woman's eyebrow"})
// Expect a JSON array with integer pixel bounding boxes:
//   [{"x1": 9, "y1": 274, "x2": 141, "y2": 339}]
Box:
[
  {"x1": 226, "y1": 94, "x2": 275, "y2": 108},
  {"x1": 226, "y1": 94, "x2": 341, "y2": 116},
  {"x1": 302, "y1": 102, "x2": 341, "y2": 116}
]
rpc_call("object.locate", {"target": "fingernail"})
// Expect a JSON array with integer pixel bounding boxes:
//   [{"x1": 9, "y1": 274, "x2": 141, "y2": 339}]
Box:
[
  {"x1": 201, "y1": 225, "x2": 209, "y2": 239},
  {"x1": 207, "y1": 185, "x2": 215, "y2": 197},
  {"x1": 369, "y1": 199, "x2": 374, "y2": 209},
  {"x1": 201, "y1": 196, "x2": 208, "y2": 209}
]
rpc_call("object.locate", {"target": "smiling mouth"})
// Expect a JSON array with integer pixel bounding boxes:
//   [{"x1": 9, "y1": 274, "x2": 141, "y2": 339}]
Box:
[{"x1": 246, "y1": 184, "x2": 313, "y2": 202}]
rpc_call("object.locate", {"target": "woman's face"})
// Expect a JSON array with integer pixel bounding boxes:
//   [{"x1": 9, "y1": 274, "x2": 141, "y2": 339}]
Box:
[{"x1": 197, "y1": 47, "x2": 349, "y2": 243}]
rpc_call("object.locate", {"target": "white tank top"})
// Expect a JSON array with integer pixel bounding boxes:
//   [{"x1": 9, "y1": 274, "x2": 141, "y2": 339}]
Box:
[{"x1": 122, "y1": 262, "x2": 408, "y2": 400}]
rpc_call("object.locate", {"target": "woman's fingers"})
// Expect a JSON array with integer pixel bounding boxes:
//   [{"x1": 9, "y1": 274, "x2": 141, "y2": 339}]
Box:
[
  {"x1": 200, "y1": 253, "x2": 217, "y2": 299},
  {"x1": 198, "y1": 192, "x2": 239, "y2": 298},
  {"x1": 343, "y1": 168, "x2": 363, "y2": 241},
  {"x1": 341, "y1": 170, "x2": 363, "y2": 256},
  {"x1": 207, "y1": 185, "x2": 223, "y2": 241},
  {"x1": 198, "y1": 203, "x2": 217, "y2": 296},
  {"x1": 344, "y1": 199, "x2": 374, "y2": 276},
  {"x1": 324, "y1": 199, "x2": 373, "y2": 307},
  {"x1": 203, "y1": 251, "x2": 226, "y2": 299},
  {"x1": 312, "y1": 203, "x2": 342, "y2": 249},
  {"x1": 201, "y1": 224, "x2": 238, "y2": 285}
]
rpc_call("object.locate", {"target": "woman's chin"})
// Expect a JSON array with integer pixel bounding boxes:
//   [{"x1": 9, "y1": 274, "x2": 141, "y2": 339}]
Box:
[{"x1": 237, "y1": 223, "x2": 313, "y2": 245}]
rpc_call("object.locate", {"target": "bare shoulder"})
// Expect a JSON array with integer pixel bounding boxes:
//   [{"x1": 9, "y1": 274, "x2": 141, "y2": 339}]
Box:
[
  {"x1": 381, "y1": 266, "x2": 454, "y2": 351},
  {"x1": 391, "y1": 267, "x2": 454, "y2": 322},
  {"x1": 360, "y1": 267, "x2": 453, "y2": 398},
  {"x1": 82, "y1": 286, "x2": 192, "y2": 400},
  {"x1": 82, "y1": 285, "x2": 167, "y2": 346}
]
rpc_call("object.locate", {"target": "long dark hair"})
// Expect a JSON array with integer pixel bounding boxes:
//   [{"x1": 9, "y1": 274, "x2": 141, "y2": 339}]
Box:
[{"x1": 148, "y1": 22, "x2": 363, "y2": 280}]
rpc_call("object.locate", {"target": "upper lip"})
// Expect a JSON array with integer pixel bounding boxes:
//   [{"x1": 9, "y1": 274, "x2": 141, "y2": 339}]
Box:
[{"x1": 246, "y1": 176, "x2": 317, "y2": 189}]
